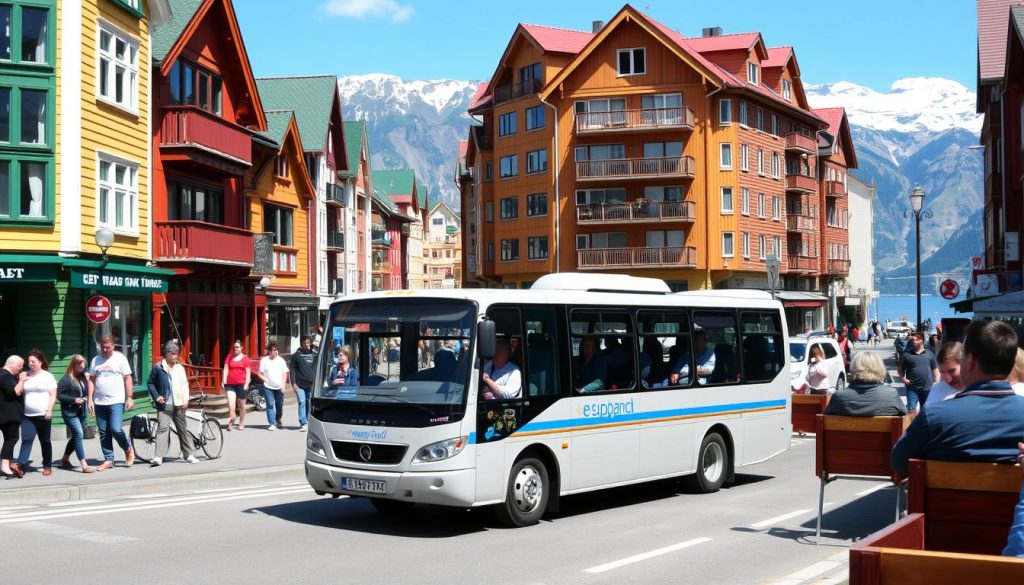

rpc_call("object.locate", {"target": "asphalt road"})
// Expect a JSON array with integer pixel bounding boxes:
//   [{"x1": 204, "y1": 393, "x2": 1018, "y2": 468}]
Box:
[{"x1": 0, "y1": 432, "x2": 895, "y2": 585}]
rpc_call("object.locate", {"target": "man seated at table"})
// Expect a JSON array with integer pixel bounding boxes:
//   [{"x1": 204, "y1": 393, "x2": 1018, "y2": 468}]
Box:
[{"x1": 891, "y1": 320, "x2": 1024, "y2": 476}]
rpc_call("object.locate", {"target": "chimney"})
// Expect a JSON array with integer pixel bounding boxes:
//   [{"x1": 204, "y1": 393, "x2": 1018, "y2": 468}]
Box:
[
  {"x1": 592, "y1": 20, "x2": 604, "y2": 33},
  {"x1": 702, "y1": 26, "x2": 723, "y2": 38}
]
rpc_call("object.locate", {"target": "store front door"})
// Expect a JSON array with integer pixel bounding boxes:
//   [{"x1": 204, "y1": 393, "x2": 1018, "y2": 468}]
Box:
[{"x1": 88, "y1": 298, "x2": 144, "y2": 386}]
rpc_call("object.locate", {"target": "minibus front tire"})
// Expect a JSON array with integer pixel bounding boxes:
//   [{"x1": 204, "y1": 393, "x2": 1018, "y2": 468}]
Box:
[{"x1": 495, "y1": 457, "x2": 549, "y2": 527}]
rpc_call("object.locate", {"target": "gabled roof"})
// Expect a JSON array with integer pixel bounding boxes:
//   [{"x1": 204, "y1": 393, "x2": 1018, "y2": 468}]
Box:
[
  {"x1": 468, "y1": 82, "x2": 491, "y2": 112},
  {"x1": 685, "y1": 32, "x2": 761, "y2": 54},
  {"x1": 254, "y1": 110, "x2": 315, "y2": 197},
  {"x1": 763, "y1": 46, "x2": 794, "y2": 70},
  {"x1": 813, "y1": 107, "x2": 857, "y2": 169},
  {"x1": 256, "y1": 75, "x2": 342, "y2": 155},
  {"x1": 151, "y1": 0, "x2": 203, "y2": 62},
  {"x1": 520, "y1": 23, "x2": 594, "y2": 54},
  {"x1": 415, "y1": 178, "x2": 428, "y2": 210},
  {"x1": 371, "y1": 189, "x2": 415, "y2": 223},
  {"x1": 259, "y1": 110, "x2": 292, "y2": 145},
  {"x1": 338, "y1": 121, "x2": 366, "y2": 179},
  {"x1": 979, "y1": 0, "x2": 1024, "y2": 83},
  {"x1": 373, "y1": 169, "x2": 416, "y2": 199}
]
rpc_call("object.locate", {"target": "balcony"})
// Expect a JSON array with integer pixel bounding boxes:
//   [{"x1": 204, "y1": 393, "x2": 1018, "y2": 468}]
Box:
[
  {"x1": 786, "y1": 255, "x2": 818, "y2": 273},
  {"x1": 577, "y1": 246, "x2": 697, "y2": 270},
  {"x1": 786, "y1": 215, "x2": 816, "y2": 233},
  {"x1": 786, "y1": 174, "x2": 817, "y2": 193},
  {"x1": 325, "y1": 230, "x2": 345, "y2": 250},
  {"x1": 372, "y1": 260, "x2": 392, "y2": 274},
  {"x1": 160, "y1": 106, "x2": 252, "y2": 174},
  {"x1": 576, "y1": 156, "x2": 696, "y2": 182},
  {"x1": 154, "y1": 221, "x2": 254, "y2": 267},
  {"x1": 825, "y1": 181, "x2": 846, "y2": 197},
  {"x1": 575, "y1": 107, "x2": 695, "y2": 135},
  {"x1": 785, "y1": 132, "x2": 816, "y2": 154},
  {"x1": 493, "y1": 78, "x2": 542, "y2": 104},
  {"x1": 577, "y1": 200, "x2": 696, "y2": 225},
  {"x1": 326, "y1": 183, "x2": 346, "y2": 206},
  {"x1": 827, "y1": 258, "x2": 851, "y2": 276},
  {"x1": 272, "y1": 246, "x2": 297, "y2": 275}
]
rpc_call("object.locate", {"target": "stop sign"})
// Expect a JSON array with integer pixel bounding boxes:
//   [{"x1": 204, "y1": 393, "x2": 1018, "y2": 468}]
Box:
[
  {"x1": 939, "y1": 279, "x2": 960, "y2": 300},
  {"x1": 86, "y1": 295, "x2": 112, "y2": 324}
]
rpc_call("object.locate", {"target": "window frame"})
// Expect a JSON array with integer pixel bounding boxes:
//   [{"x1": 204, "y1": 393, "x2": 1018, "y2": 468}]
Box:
[
  {"x1": 96, "y1": 20, "x2": 139, "y2": 114},
  {"x1": 500, "y1": 238, "x2": 520, "y2": 262},
  {"x1": 720, "y1": 186, "x2": 733, "y2": 214},
  {"x1": 527, "y1": 236, "x2": 548, "y2": 260},
  {"x1": 499, "y1": 154, "x2": 518, "y2": 178},
  {"x1": 526, "y1": 148, "x2": 548, "y2": 174},
  {"x1": 96, "y1": 152, "x2": 139, "y2": 236},
  {"x1": 0, "y1": 2, "x2": 55, "y2": 69},
  {"x1": 722, "y1": 232, "x2": 734, "y2": 258},
  {"x1": 772, "y1": 195, "x2": 780, "y2": 220},
  {"x1": 263, "y1": 202, "x2": 294, "y2": 247},
  {"x1": 740, "y1": 143, "x2": 749, "y2": 172},
  {"x1": 719, "y1": 143, "x2": 733, "y2": 170},
  {"x1": 498, "y1": 111, "x2": 517, "y2": 137},
  {"x1": 167, "y1": 58, "x2": 223, "y2": 116},
  {"x1": 525, "y1": 105, "x2": 545, "y2": 131},
  {"x1": 771, "y1": 152, "x2": 780, "y2": 179},
  {"x1": 747, "y1": 61, "x2": 759, "y2": 85},
  {"x1": 616, "y1": 47, "x2": 646, "y2": 77},
  {"x1": 741, "y1": 232, "x2": 750, "y2": 258},
  {"x1": 740, "y1": 187, "x2": 749, "y2": 215},
  {"x1": 782, "y1": 79, "x2": 792, "y2": 100},
  {"x1": 499, "y1": 196, "x2": 518, "y2": 220},
  {"x1": 719, "y1": 98, "x2": 732, "y2": 125},
  {"x1": 526, "y1": 192, "x2": 547, "y2": 217}
]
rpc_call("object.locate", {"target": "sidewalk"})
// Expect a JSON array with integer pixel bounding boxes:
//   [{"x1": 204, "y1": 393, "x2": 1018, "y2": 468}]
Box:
[{"x1": 0, "y1": 400, "x2": 309, "y2": 507}]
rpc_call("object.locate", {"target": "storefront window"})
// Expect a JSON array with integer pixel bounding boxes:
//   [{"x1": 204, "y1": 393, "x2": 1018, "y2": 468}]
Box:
[{"x1": 89, "y1": 298, "x2": 142, "y2": 385}]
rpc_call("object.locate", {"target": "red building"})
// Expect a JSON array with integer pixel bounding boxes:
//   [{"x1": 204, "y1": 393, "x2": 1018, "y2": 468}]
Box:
[{"x1": 149, "y1": 0, "x2": 269, "y2": 369}]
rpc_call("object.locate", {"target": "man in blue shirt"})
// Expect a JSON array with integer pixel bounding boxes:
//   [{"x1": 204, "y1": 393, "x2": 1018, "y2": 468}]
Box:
[{"x1": 891, "y1": 320, "x2": 1024, "y2": 476}]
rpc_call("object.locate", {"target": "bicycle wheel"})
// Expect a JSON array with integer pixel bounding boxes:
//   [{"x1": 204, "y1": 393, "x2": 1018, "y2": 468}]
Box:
[
  {"x1": 125, "y1": 415, "x2": 162, "y2": 463},
  {"x1": 200, "y1": 418, "x2": 224, "y2": 459}
]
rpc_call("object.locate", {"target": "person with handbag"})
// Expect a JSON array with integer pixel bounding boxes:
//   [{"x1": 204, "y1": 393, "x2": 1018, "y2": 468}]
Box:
[
  {"x1": 146, "y1": 341, "x2": 197, "y2": 466},
  {"x1": 57, "y1": 354, "x2": 93, "y2": 473},
  {"x1": 806, "y1": 345, "x2": 831, "y2": 394}
]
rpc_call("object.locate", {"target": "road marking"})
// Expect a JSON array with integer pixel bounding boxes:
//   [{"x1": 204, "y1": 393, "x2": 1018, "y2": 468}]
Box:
[
  {"x1": 764, "y1": 551, "x2": 847, "y2": 585},
  {"x1": 13, "y1": 520, "x2": 137, "y2": 544},
  {"x1": 194, "y1": 485, "x2": 267, "y2": 494},
  {"x1": 0, "y1": 505, "x2": 37, "y2": 513},
  {"x1": 856, "y1": 483, "x2": 892, "y2": 497},
  {"x1": 126, "y1": 493, "x2": 168, "y2": 499},
  {"x1": 47, "y1": 499, "x2": 108, "y2": 507},
  {"x1": 750, "y1": 509, "x2": 812, "y2": 529},
  {"x1": 583, "y1": 537, "x2": 711, "y2": 574}
]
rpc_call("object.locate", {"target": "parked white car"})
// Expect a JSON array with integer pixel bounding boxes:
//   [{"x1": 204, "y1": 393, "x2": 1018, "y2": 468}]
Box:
[
  {"x1": 885, "y1": 320, "x2": 914, "y2": 339},
  {"x1": 789, "y1": 334, "x2": 846, "y2": 394}
]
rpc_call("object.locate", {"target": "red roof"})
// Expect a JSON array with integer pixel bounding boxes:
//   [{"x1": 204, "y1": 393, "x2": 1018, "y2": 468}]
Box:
[
  {"x1": 979, "y1": 0, "x2": 1024, "y2": 81},
  {"x1": 814, "y1": 107, "x2": 846, "y2": 138},
  {"x1": 520, "y1": 23, "x2": 594, "y2": 54},
  {"x1": 763, "y1": 46, "x2": 793, "y2": 68},
  {"x1": 685, "y1": 32, "x2": 760, "y2": 53},
  {"x1": 458, "y1": 140, "x2": 468, "y2": 159},
  {"x1": 468, "y1": 81, "x2": 491, "y2": 111}
]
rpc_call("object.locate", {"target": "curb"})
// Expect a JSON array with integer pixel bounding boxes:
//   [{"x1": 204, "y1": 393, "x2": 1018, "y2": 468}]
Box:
[{"x1": 0, "y1": 464, "x2": 305, "y2": 507}]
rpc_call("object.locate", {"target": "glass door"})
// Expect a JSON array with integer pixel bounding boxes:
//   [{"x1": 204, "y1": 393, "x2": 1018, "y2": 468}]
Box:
[{"x1": 89, "y1": 298, "x2": 143, "y2": 385}]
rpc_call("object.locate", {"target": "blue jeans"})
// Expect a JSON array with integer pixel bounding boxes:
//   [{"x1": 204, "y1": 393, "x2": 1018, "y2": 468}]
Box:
[
  {"x1": 264, "y1": 387, "x2": 284, "y2": 427},
  {"x1": 295, "y1": 386, "x2": 311, "y2": 425},
  {"x1": 94, "y1": 403, "x2": 131, "y2": 462},
  {"x1": 906, "y1": 386, "x2": 929, "y2": 412},
  {"x1": 62, "y1": 409, "x2": 89, "y2": 462}
]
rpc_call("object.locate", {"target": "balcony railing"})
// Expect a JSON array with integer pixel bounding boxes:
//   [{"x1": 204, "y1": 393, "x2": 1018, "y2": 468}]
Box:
[
  {"x1": 576, "y1": 156, "x2": 696, "y2": 181},
  {"x1": 160, "y1": 106, "x2": 252, "y2": 166},
  {"x1": 575, "y1": 107, "x2": 695, "y2": 134},
  {"x1": 577, "y1": 200, "x2": 696, "y2": 224},
  {"x1": 477, "y1": 134, "x2": 493, "y2": 150},
  {"x1": 272, "y1": 246, "x2": 297, "y2": 275},
  {"x1": 827, "y1": 258, "x2": 851, "y2": 275},
  {"x1": 326, "y1": 183, "x2": 346, "y2": 206},
  {"x1": 372, "y1": 261, "x2": 392, "y2": 274},
  {"x1": 786, "y1": 174, "x2": 817, "y2": 193},
  {"x1": 577, "y1": 246, "x2": 697, "y2": 270},
  {"x1": 371, "y1": 230, "x2": 392, "y2": 247},
  {"x1": 154, "y1": 221, "x2": 254, "y2": 266},
  {"x1": 326, "y1": 230, "x2": 345, "y2": 250},
  {"x1": 786, "y1": 215, "x2": 816, "y2": 232},
  {"x1": 786, "y1": 255, "x2": 818, "y2": 272},
  {"x1": 826, "y1": 181, "x2": 846, "y2": 197},
  {"x1": 493, "y1": 78, "x2": 542, "y2": 104},
  {"x1": 785, "y1": 132, "x2": 817, "y2": 153}
]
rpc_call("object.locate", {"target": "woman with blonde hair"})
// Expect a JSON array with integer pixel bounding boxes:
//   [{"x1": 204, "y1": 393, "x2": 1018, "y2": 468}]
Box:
[
  {"x1": 57, "y1": 354, "x2": 93, "y2": 473},
  {"x1": 825, "y1": 352, "x2": 907, "y2": 417}
]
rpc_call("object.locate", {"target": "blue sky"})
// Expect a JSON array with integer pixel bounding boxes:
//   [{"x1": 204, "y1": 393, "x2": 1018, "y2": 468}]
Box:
[{"x1": 234, "y1": 0, "x2": 976, "y2": 92}]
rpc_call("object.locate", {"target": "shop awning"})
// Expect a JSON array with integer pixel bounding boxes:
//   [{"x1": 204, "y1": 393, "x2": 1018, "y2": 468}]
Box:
[
  {"x1": 971, "y1": 291, "x2": 1024, "y2": 317},
  {"x1": 777, "y1": 291, "x2": 828, "y2": 307},
  {"x1": 949, "y1": 294, "x2": 997, "y2": 314},
  {"x1": 266, "y1": 292, "x2": 320, "y2": 308},
  {"x1": 64, "y1": 258, "x2": 173, "y2": 293},
  {"x1": 0, "y1": 253, "x2": 62, "y2": 282}
]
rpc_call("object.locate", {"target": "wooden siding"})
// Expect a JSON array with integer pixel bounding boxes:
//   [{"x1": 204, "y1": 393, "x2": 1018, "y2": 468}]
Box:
[
  {"x1": 17, "y1": 281, "x2": 84, "y2": 377},
  {"x1": 735, "y1": 126, "x2": 788, "y2": 271},
  {"x1": 248, "y1": 146, "x2": 312, "y2": 292}
]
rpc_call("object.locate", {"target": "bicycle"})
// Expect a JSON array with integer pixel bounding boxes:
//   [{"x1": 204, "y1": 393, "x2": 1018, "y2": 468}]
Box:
[{"x1": 127, "y1": 393, "x2": 224, "y2": 463}]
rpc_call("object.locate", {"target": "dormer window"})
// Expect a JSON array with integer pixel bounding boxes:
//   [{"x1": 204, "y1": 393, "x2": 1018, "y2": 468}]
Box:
[
  {"x1": 747, "y1": 61, "x2": 759, "y2": 85},
  {"x1": 782, "y1": 79, "x2": 792, "y2": 101},
  {"x1": 617, "y1": 48, "x2": 646, "y2": 76}
]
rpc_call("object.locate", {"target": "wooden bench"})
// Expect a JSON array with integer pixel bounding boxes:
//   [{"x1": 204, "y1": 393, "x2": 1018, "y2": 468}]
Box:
[
  {"x1": 792, "y1": 393, "x2": 829, "y2": 434},
  {"x1": 849, "y1": 513, "x2": 1024, "y2": 584},
  {"x1": 814, "y1": 414, "x2": 909, "y2": 543}
]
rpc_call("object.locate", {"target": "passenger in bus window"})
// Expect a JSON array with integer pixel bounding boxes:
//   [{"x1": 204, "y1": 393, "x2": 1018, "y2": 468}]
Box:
[
  {"x1": 667, "y1": 336, "x2": 692, "y2": 386},
  {"x1": 481, "y1": 339, "x2": 521, "y2": 400},
  {"x1": 693, "y1": 331, "x2": 716, "y2": 385},
  {"x1": 329, "y1": 346, "x2": 360, "y2": 391},
  {"x1": 574, "y1": 337, "x2": 607, "y2": 393}
]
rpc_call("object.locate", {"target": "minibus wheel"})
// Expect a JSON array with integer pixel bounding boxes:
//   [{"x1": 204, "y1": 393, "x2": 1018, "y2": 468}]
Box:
[
  {"x1": 495, "y1": 457, "x2": 549, "y2": 527},
  {"x1": 688, "y1": 432, "x2": 728, "y2": 493}
]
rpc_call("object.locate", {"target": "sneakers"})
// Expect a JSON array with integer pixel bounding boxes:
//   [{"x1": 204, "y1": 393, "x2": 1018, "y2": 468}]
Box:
[
  {"x1": 185, "y1": 455, "x2": 199, "y2": 464},
  {"x1": 150, "y1": 458, "x2": 162, "y2": 467},
  {"x1": 267, "y1": 425, "x2": 277, "y2": 431},
  {"x1": 299, "y1": 424, "x2": 307, "y2": 432}
]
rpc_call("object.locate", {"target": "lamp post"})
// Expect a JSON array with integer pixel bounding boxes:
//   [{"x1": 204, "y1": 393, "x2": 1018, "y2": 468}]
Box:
[
  {"x1": 94, "y1": 228, "x2": 114, "y2": 262},
  {"x1": 905, "y1": 186, "x2": 933, "y2": 333}
]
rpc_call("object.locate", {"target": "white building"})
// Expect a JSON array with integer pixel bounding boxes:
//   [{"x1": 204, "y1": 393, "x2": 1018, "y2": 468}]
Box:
[{"x1": 846, "y1": 174, "x2": 877, "y2": 321}]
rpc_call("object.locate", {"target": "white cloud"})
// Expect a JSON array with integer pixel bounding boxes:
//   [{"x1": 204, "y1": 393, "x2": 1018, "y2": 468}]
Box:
[{"x1": 322, "y1": 0, "x2": 415, "y2": 22}]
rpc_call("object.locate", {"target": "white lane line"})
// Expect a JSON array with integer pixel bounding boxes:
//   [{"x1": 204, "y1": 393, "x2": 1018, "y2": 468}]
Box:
[
  {"x1": 856, "y1": 483, "x2": 892, "y2": 497},
  {"x1": 47, "y1": 499, "x2": 108, "y2": 507},
  {"x1": 583, "y1": 537, "x2": 711, "y2": 574},
  {"x1": 126, "y1": 493, "x2": 168, "y2": 500},
  {"x1": 0, "y1": 505, "x2": 38, "y2": 513},
  {"x1": 763, "y1": 551, "x2": 848, "y2": 585},
  {"x1": 13, "y1": 521, "x2": 137, "y2": 544},
  {"x1": 750, "y1": 509, "x2": 812, "y2": 529},
  {"x1": 194, "y1": 485, "x2": 267, "y2": 494}
]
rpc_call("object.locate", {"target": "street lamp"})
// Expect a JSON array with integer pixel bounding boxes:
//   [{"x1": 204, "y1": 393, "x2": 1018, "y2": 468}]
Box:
[
  {"x1": 904, "y1": 186, "x2": 933, "y2": 333},
  {"x1": 94, "y1": 228, "x2": 115, "y2": 262}
]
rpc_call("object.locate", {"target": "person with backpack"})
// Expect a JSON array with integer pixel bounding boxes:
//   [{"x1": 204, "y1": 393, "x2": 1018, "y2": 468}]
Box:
[{"x1": 146, "y1": 341, "x2": 197, "y2": 466}]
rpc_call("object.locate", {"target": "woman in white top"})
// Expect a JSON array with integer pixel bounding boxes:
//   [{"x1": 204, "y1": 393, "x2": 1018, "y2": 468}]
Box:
[
  {"x1": 16, "y1": 349, "x2": 57, "y2": 475},
  {"x1": 805, "y1": 345, "x2": 831, "y2": 394}
]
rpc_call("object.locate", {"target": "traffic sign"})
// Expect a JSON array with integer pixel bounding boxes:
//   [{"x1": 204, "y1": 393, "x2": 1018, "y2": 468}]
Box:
[
  {"x1": 939, "y1": 279, "x2": 960, "y2": 300},
  {"x1": 86, "y1": 295, "x2": 112, "y2": 324},
  {"x1": 765, "y1": 255, "x2": 781, "y2": 294}
]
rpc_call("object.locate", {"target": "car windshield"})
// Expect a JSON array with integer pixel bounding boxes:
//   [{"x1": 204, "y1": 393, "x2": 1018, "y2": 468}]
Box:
[
  {"x1": 789, "y1": 342, "x2": 807, "y2": 363},
  {"x1": 315, "y1": 298, "x2": 475, "y2": 406}
]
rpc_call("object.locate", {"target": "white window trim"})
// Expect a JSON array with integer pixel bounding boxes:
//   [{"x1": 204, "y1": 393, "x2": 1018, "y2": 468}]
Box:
[
  {"x1": 96, "y1": 151, "x2": 140, "y2": 237},
  {"x1": 747, "y1": 61, "x2": 759, "y2": 85},
  {"x1": 782, "y1": 79, "x2": 792, "y2": 100},
  {"x1": 757, "y1": 149, "x2": 765, "y2": 176},
  {"x1": 720, "y1": 143, "x2": 733, "y2": 170},
  {"x1": 95, "y1": 19, "x2": 140, "y2": 115},
  {"x1": 722, "y1": 232, "x2": 734, "y2": 258},
  {"x1": 741, "y1": 187, "x2": 749, "y2": 215},
  {"x1": 741, "y1": 232, "x2": 750, "y2": 258},
  {"x1": 738, "y1": 100, "x2": 748, "y2": 126},
  {"x1": 771, "y1": 196, "x2": 780, "y2": 220},
  {"x1": 721, "y1": 186, "x2": 734, "y2": 214},
  {"x1": 771, "y1": 152, "x2": 780, "y2": 179},
  {"x1": 758, "y1": 235, "x2": 766, "y2": 260},
  {"x1": 616, "y1": 47, "x2": 646, "y2": 77},
  {"x1": 719, "y1": 98, "x2": 732, "y2": 125},
  {"x1": 740, "y1": 144, "x2": 749, "y2": 172}
]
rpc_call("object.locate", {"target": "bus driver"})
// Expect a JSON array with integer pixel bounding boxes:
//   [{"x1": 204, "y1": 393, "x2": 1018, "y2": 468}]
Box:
[{"x1": 482, "y1": 339, "x2": 522, "y2": 400}]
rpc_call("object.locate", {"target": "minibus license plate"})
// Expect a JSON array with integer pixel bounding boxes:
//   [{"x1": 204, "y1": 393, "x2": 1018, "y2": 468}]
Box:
[{"x1": 342, "y1": 477, "x2": 386, "y2": 494}]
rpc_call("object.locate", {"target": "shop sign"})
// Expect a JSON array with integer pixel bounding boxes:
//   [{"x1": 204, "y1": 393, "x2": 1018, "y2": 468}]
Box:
[
  {"x1": 0, "y1": 264, "x2": 60, "y2": 282},
  {"x1": 86, "y1": 295, "x2": 112, "y2": 324},
  {"x1": 70, "y1": 268, "x2": 168, "y2": 292}
]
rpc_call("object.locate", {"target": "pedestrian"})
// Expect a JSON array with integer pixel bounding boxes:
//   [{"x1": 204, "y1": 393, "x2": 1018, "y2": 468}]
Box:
[
  {"x1": 873, "y1": 321, "x2": 882, "y2": 347},
  {"x1": 221, "y1": 340, "x2": 250, "y2": 431},
  {"x1": 147, "y1": 341, "x2": 197, "y2": 466},
  {"x1": 924, "y1": 342, "x2": 965, "y2": 406},
  {"x1": 827, "y1": 322, "x2": 835, "y2": 338},
  {"x1": 805, "y1": 345, "x2": 830, "y2": 394},
  {"x1": 897, "y1": 331, "x2": 939, "y2": 414},
  {"x1": 851, "y1": 325, "x2": 860, "y2": 347},
  {"x1": 288, "y1": 335, "x2": 315, "y2": 431},
  {"x1": 258, "y1": 342, "x2": 289, "y2": 431},
  {"x1": 0, "y1": 355, "x2": 24, "y2": 478},
  {"x1": 88, "y1": 335, "x2": 135, "y2": 470},
  {"x1": 17, "y1": 349, "x2": 57, "y2": 475},
  {"x1": 866, "y1": 322, "x2": 875, "y2": 346},
  {"x1": 927, "y1": 333, "x2": 942, "y2": 356},
  {"x1": 57, "y1": 354, "x2": 94, "y2": 473},
  {"x1": 836, "y1": 330, "x2": 851, "y2": 372}
]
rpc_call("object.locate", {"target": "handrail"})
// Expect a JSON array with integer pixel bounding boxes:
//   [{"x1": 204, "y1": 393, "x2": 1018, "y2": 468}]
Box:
[
  {"x1": 576, "y1": 199, "x2": 696, "y2": 223},
  {"x1": 576, "y1": 107, "x2": 695, "y2": 132},
  {"x1": 576, "y1": 156, "x2": 695, "y2": 180}
]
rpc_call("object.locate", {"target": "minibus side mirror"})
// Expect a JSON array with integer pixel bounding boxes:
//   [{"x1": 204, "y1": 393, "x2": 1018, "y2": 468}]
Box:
[{"x1": 478, "y1": 320, "x2": 496, "y2": 360}]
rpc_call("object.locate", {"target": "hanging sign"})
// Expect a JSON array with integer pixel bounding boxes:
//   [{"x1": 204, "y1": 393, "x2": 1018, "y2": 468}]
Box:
[{"x1": 86, "y1": 295, "x2": 112, "y2": 324}]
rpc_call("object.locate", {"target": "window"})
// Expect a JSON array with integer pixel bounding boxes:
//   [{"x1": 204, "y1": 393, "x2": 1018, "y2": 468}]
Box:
[
  {"x1": 771, "y1": 152, "x2": 780, "y2": 178},
  {"x1": 770, "y1": 114, "x2": 779, "y2": 136},
  {"x1": 576, "y1": 188, "x2": 626, "y2": 206},
  {"x1": 484, "y1": 201, "x2": 494, "y2": 222},
  {"x1": 575, "y1": 144, "x2": 625, "y2": 161},
  {"x1": 577, "y1": 231, "x2": 627, "y2": 249},
  {"x1": 263, "y1": 204, "x2": 293, "y2": 246},
  {"x1": 758, "y1": 235, "x2": 766, "y2": 259},
  {"x1": 97, "y1": 155, "x2": 138, "y2": 233},
  {"x1": 645, "y1": 229, "x2": 685, "y2": 249},
  {"x1": 741, "y1": 188, "x2": 749, "y2": 215},
  {"x1": 499, "y1": 154, "x2": 517, "y2": 178},
  {"x1": 758, "y1": 193, "x2": 765, "y2": 218},
  {"x1": 500, "y1": 196, "x2": 517, "y2": 220},
  {"x1": 721, "y1": 187, "x2": 733, "y2": 213},
  {"x1": 720, "y1": 143, "x2": 732, "y2": 169},
  {"x1": 772, "y1": 196, "x2": 780, "y2": 220},
  {"x1": 274, "y1": 154, "x2": 289, "y2": 178},
  {"x1": 431, "y1": 217, "x2": 444, "y2": 226},
  {"x1": 617, "y1": 47, "x2": 646, "y2": 76},
  {"x1": 526, "y1": 105, "x2": 545, "y2": 130},
  {"x1": 782, "y1": 79, "x2": 792, "y2": 101},
  {"x1": 528, "y1": 236, "x2": 548, "y2": 259},
  {"x1": 500, "y1": 238, "x2": 519, "y2": 261},
  {"x1": 575, "y1": 98, "x2": 626, "y2": 129},
  {"x1": 637, "y1": 311, "x2": 691, "y2": 389},
  {"x1": 485, "y1": 161, "x2": 493, "y2": 181},
  {"x1": 740, "y1": 311, "x2": 785, "y2": 382},
  {"x1": 486, "y1": 242, "x2": 495, "y2": 261},
  {"x1": 741, "y1": 232, "x2": 750, "y2": 258},
  {"x1": 755, "y1": 107, "x2": 764, "y2": 131},
  {"x1": 757, "y1": 149, "x2": 764, "y2": 175},
  {"x1": 519, "y1": 62, "x2": 542, "y2": 85},
  {"x1": 722, "y1": 232, "x2": 734, "y2": 257},
  {"x1": 168, "y1": 59, "x2": 223, "y2": 115},
  {"x1": 719, "y1": 98, "x2": 732, "y2": 125},
  {"x1": 738, "y1": 101, "x2": 748, "y2": 126},
  {"x1": 527, "y1": 192, "x2": 547, "y2": 216},
  {"x1": 773, "y1": 236, "x2": 781, "y2": 258},
  {"x1": 643, "y1": 185, "x2": 684, "y2": 202},
  {"x1": 498, "y1": 111, "x2": 517, "y2": 136},
  {"x1": 0, "y1": 4, "x2": 49, "y2": 64},
  {"x1": 748, "y1": 61, "x2": 760, "y2": 85},
  {"x1": 167, "y1": 180, "x2": 223, "y2": 224},
  {"x1": 571, "y1": 309, "x2": 634, "y2": 393},
  {"x1": 526, "y1": 149, "x2": 548, "y2": 174},
  {"x1": 693, "y1": 311, "x2": 739, "y2": 385},
  {"x1": 97, "y1": 24, "x2": 138, "y2": 112},
  {"x1": 740, "y1": 144, "x2": 749, "y2": 171}
]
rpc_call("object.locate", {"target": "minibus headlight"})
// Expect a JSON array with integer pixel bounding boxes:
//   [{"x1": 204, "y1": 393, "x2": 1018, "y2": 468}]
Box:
[
  {"x1": 307, "y1": 433, "x2": 327, "y2": 458},
  {"x1": 413, "y1": 436, "x2": 468, "y2": 463}
]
